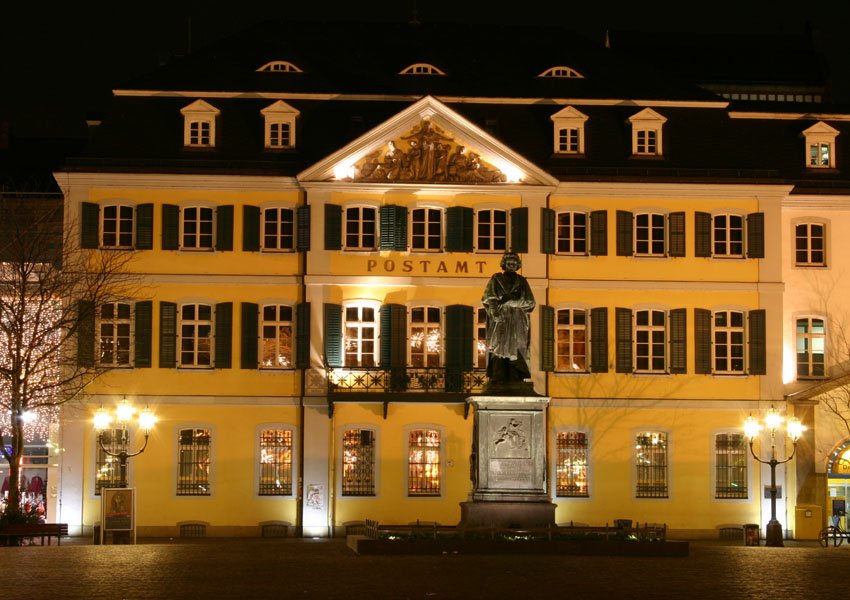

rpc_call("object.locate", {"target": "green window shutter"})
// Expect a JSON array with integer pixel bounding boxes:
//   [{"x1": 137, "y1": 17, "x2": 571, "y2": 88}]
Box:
[
  {"x1": 242, "y1": 206, "x2": 260, "y2": 252},
  {"x1": 748, "y1": 309, "x2": 766, "y2": 375},
  {"x1": 380, "y1": 304, "x2": 408, "y2": 391},
  {"x1": 445, "y1": 206, "x2": 473, "y2": 252},
  {"x1": 296, "y1": 205, "x2": 310, "y2": 252},
  {"x1": 380, "y1": 205, "x2": 408, "y2": 251},
  {"x1": 215, "y1": 302, "x2": 233, "y2": 368},
  {"x1": 81, "y1": 202, "x2": 100, "y2": 249},
  {"x1": 162, "y1": 205, "x2": 180, "y2": 250},
  {"x1": 77, "y1": 300, "x2": 95, "y2": 367},
  {"x1": 668, "y1": 212, "x2": 686, "y2": 257},
  {"x1": 540, "y1": 208, "x2": 555, "y2": 254},
  {"x1": 669, "y1": 308, "x2": 687, "y2": 374},
  {"x1": 295, "y1": 302, "x2": 311, "y2": 369},
  {"x1": 590, "y1": 210, "x2": 608, "y2": 256},
  {"x1": 616, "y1": 210, "x2": 633, "y2": 256},
  {"x1": 747, "y1": 212, "x2": 765, "y2": 259},
  {"x1": 159, "y1": 301, "x2": 177, "y2": 368},
  {"x1": 240, "y1": 302, "x2": 259, "y2": 369},
  {"x1": 215, "y1": 205, "x2": 234, "y2": 251},
  {"x1": 135, "y1": 204, "x2": 153, "y2": 250},
  {"x1": 694, "y1": 308, "x2": 712, "y2": 374},
  {"x1": 590, "y1": 306, "x2": 609, "y2": 373},
  {"x1": 539, "y1": 305, "x2": 554, "y2": 372},
  {"x1": 324, "y1": 204, "x2": 342, "y2": 250},
  {"x1": 324, "y1": 303, "x2": 343, "y2": 368},
  {"x1": 445, "y1": 305, "x2": 473, "y2": 392},
  {"x1": 615, "y1": 307, "x2": 633, "y2": 373},
  {"x1": 134, "y1": 300, "x2": 153, "y2": 368},
  {"x1": 694, "y1": 212, "x2": 712, "y2": 257},
  {"x1": 511, "y1": 207, "x2": 528, "y2": 254}
]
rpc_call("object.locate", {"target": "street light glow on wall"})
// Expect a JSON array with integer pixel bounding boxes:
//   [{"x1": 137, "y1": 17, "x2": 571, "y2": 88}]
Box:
[{"x1": 744, "y1": 406, "x2": 804, "y2": 547}]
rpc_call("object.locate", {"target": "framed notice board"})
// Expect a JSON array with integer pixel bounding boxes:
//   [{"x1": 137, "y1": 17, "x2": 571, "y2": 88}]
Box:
[{"x1": 101, "y1": 488, "x2": 135, "y2": 544}]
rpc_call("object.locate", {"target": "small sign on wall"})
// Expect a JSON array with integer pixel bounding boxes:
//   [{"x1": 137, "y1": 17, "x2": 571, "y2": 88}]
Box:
[
  {"x1": 763, "y1": 485, "x2": 782, "y2": 499},
  {"x1": 306, "y1": 484, "x2": 324, "y2": 510}
]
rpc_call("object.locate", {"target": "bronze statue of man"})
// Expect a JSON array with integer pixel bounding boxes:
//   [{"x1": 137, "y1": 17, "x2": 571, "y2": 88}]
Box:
[{"x1": 482, "y1": 252, "x2": 535, "y2": 385}]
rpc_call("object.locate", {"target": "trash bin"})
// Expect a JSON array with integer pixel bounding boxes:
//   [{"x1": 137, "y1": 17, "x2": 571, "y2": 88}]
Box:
[
  {"x1": 744, "y1": 523, "x2": 760, "y2": 546},
  {"x1": 93, "y1": 524, "x2": 101, "y2": 545}
]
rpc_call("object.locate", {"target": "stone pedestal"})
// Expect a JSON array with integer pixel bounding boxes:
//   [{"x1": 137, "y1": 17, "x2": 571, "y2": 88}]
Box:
[{"x1": 460, "y1": 395, "x2": 554, "y2": 529}]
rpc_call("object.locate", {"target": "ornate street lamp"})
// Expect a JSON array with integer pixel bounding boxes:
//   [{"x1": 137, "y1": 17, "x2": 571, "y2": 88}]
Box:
[
  {"x1": 744, "y1": 406, "x2": 805, "y2": 547},
  {"x1": 93, "y1": 400, "x2": 156, "y2": 488}
]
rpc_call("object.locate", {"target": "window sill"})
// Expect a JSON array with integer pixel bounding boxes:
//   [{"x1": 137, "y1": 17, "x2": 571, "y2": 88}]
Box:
[{"x1": 553, "y1": 370, "x2": 591, "y2": 376}]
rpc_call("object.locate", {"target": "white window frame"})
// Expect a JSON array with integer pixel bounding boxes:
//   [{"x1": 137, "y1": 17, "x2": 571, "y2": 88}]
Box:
[
  {"x1": 408, "y1": 304, "x2": 443, "y2": 368},
  {"x1": 260, "y1": 303, "x2": 294, "y2": 369},
  {"x1": 340, "y1": 426, "x2": 378, "y2": 497},
  {"x1": 343, "y1": 205, "x2": 378, "y2": 251},
  {"x1": 175, "y1": 425, "x2": 214, "y2": 497},
  {"x1": 634, "y1": 308, "x2": 667, "y2": 374},
  {"x1": 711, "y1": 213, "x2": 745, "y2": 258},
  {"x1": 550, "y1": 106, "x2": 588, "y2": 155},
  {"x1": 712, "y1": 310, "x2": 746, "y2": 375},
  {"x1": 634, "y1": 212, "x2": 666, "y2": 257},
  {"x1": 399, "y1": 63, "x2": 445, "y2": 75},
  {"x1": 97, "y1": 301, "x2": 133, "y2": 367},
  {"x1": 803, "y1": 121, "x2": 839, "y2": 169},
  {"x1": 180, "y1": 99, "x2": 220, "y2": 148},
  {"x1": 538, "y1": 66, "x2": 584, "y2": 78},
  {"x1": 555, "y1": 306, "x2": 589, "y2": 372},
  {"x1": 405, "y1": 425, "x2": 444, "y2": 498},
  {"x1": 553, "y1": 428, "x2": 591, "y2": 498},
  {"x1": 261, "y1": 206, "x2": 295, "y2": 252},
  {"x1": 794, "y1": 220, "x2": 827, "y2": 267},
  {"x1": 256, "y1": 424, "x2": 296, "y2": 497},
  {"x1": 629, "y1": 108, "x2": 666, "y2": 157},
  {"x1": 555, "y1": 210, "x2": 589, "y2": 255},
  {"x1": 180, "y1": 205, "x2": 215, "y2": 251},
  {"x1": 342, "y1": 300, "x2": 380, "y2": 368},
  {"x1": 178, "y1": 303, "x2": 213, "y2": 368},
  {"x1": 796, "y1": 315, "x2": 827, "y2": 379},
  {"x1": 257, "y1": 60, "x2": 303, "y2": 73},
  {"x1": 261, "y1": 100, "x2": 299, "y2": 149},
  {"x1": 474, "y1": 207, "x2": 508, "y2": 253},
  {"x1": 100, "y1": 204, "x2": 135, "y2": 249},
  {"x1": 409, "y1": 206, "x2": 444, "y2": 252}
]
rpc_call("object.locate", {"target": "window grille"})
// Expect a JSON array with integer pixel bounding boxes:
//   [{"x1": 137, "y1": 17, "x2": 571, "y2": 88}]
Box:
[
  {"x1": 177, "y1": 428, "x2": 211, "y2": 496},
  {"x1": 713, "y1": 311, "x2": 745, "y2": 374},
  {"x1": 179, "y1": 523, "x2": 207, "y2": 537},
  {"x1": 795, "y1": 223, "x2": 825, "y2": 266},
  {"x1": 797, "y1": 317, "x2": 826, "y2": 378},
  {"x1": 556, "y1": 431, "x2": 589, "y2": 497},
  {"x1": 408, "y1": 429, "x2": 441, "y2": 496},
  {"x1": 95, "y1": 428, "x2": 125, "y2": 495},
  {"x1": 715, "y1": 433, "x2": 748, "y2": 499},
  {"x1": 262, "y1": 207, "x2": 294, "y2": 250},
  {"x1": 556, "y1": 308, "x2": 587, "y2": 372},
  {"x1": 259, "y1": 429, "x2": 293, "y2": 495},
  {"x1": 98, "y1": 302, "x2": 132, "y2": 366},
  {"x1": 261, "y1": 305, "x2": 293, "y2": 368},
  {"x1": 635, "y1": 431, "x2": 668, "y2": 498},
  {"x1": 102, "y1": 205, "x2": 134, "y2": 248},
  {"x1": 342, "y1": 429, "x2": 375, "y2": 496},
  {"x1": 556, "y1": 211, "x2": 588, "y2": 254}
]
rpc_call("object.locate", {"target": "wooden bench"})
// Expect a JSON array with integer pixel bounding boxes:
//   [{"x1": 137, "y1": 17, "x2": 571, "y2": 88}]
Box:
[{"x1": 0, "y1": 523, "x2": 68, "y2": 546}]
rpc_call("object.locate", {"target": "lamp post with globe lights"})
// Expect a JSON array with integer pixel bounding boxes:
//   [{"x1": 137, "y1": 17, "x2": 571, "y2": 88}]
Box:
[
  {"x1": 744, "y1": 406, "x2": 805, "y2": 547},
  {"x1": 93, "y1": 400, "x2": 156, "y2": 488}
]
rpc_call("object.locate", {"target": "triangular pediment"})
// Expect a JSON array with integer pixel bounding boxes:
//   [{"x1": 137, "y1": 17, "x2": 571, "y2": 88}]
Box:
[
  {"x1": 261, "y1": 100, "x2": 300, "y2": 116},
  {"x1": 803, "y1": 121, "x2": 839, "y2": 136},
  {"x1": 180, "y1": 99, "x2": 220, "y2": 116},
  {"x1": 629, "y1": 107, "x2": 667, "y2": 124},
  {"x1": 551, "y1": 106, "x2": 588, "y2": 122},
  {"x1": 298, "y1": 96, "x2": 557, "y2": 186}
]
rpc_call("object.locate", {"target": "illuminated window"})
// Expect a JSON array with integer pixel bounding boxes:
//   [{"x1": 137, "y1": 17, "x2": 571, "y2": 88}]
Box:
[
  {"x1": 635, "y1": 213, "x2": 666, "y2": 256},
  {"x1": 409, "y1": 306, "x2": 442, "y2": 367},
  {"x1": 179, "y1": 304, "x2": 212, "y2": 367},
  {"x1": 344, "y1": 304, "x2": 378, "y2": 367},
  {"x1": 177, "y1": 428, "x2": 211, "y2": 496},
  {"x1": 181, "y1": 100, "x2": 219, "y2": 148},
  {"x1": 475, "y1": 209, "x2": 507, "y2": 252},
  {"x1": 261, "y1": 305, "x2": 293, "y2": 369},
  {"x1": 538, "y1": 66, "x2": 584, "y2": 78},
  {"x1": 550, "y1": 106, "x2": 588, "y2": 155},
  {"x1": 713, "y1": 311, "x2": 745, "y2": 374},
  {"x1": 556, "y1": 431, "x2": 589, "y2": 497},
  {"x1": 261, "y1": 100, "x2": 299, "y2": 149},
  {"x1": 635, "y1": 309, "x2": 666, "y2": 373},
  {"x1": 101, "y1": 205, "x2": 134, "y2": 248},
  {"x1": 410, "y1": 208, "x2": 443, "y2": 251},
  {"x1": 795, "y1": 222, "x2": 825, "y2": 266},
  {"x1": 181, "y1": 207, "x2": 214, "y2": 250},
  {"x1": 262, "y1": 207, "x2": 294, "y2": 251},
  {"x1": 797, "y1": 317, "x2": 826, "y2": 378},
  {"x1": 343, "y1": 206, "x2": 377, "y2": 250},
  {"x1": 629, "y1": 108, "x2": 666, "y2": 157},
  {"x1": 98, "y1": 302, "x2": 132, "y2": 367},
  {"x1": 257, "y1": 60, "x2": 303, "y2": 73},
  {"x1": 803, "y1": 121, "x2": 838, "y2": 169},
  {"x1": 715, "y1": 433, "x2": 748, "y2": 499},
  {"x1": 713, "y1": 214, "x2": 744, "y2": 257},
  {"x1": 408, "y1": 429, "x2": 441, "y2": 496},
  {"x1": 342, "y1": 429, "x2": 375, "y2": 496},
  {"x1": 556, "y1": 211, "x2": 588, "y2": 254},
  {"x1": 556, "y1": 308, "x2": 587, "y2": 372},
  {"x1": 399, "y1": 63, "x2": 445, "y2": 75},
  {"x1": 258, "y1": 428, "x2": 293, "y2": 495},
  {"x1": 95, "y1": 428, "x2": 126, "y2": 495},
  {"x1": 475, "y1": 307, "x2": 487, "y2": 368},
  {"x1": 635, "y1": 431, "x2": 668, "y2": 498}
]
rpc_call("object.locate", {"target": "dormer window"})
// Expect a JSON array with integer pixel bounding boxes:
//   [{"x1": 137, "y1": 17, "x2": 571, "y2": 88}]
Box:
[
  {"x1": 399, "y1": 63, "x2": 445, "y2": 75},
  {"x1": 257, "y1": 60, "x2": 303, "y2": 73},
  {"x1": 803, "y1": 121, "x2": 839, "y2": 169},
  {"x1": 181, "y1": 100, "x2": 220, "y2": 148},
  {"x1": 550, "y1": 106, "x2": 588, "y2": 155},
  {"x1": 629, "y1": 108, "x2": 667, "y2": 157},
  {"x1": 261, "y1": 100, "x2": 300, "y2": 149},
  {"x1": 538, "y1": 66, "x2": 584, "y2": 78}
]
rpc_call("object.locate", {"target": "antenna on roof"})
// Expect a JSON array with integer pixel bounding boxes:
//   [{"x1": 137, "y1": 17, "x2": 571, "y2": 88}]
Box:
[{"x1": 604, "y1": 29, "x2": 611, "y2": 49}]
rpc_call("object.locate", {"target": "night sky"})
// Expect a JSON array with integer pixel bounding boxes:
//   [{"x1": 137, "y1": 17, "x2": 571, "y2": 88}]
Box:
[{"x1": 2, "y1": 2, "x2": 849, "y2": 133}]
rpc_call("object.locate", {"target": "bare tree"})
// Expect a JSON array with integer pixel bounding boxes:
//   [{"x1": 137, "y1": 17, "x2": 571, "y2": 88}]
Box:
[{"x1": 0, "y1": 193, "x2": 139, "y2": 521}]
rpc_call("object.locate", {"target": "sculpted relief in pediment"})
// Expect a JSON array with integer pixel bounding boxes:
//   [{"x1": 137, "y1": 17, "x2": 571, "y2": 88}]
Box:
[{"x1": 351, "y1": 120, "x2": 507, "y2": 184}]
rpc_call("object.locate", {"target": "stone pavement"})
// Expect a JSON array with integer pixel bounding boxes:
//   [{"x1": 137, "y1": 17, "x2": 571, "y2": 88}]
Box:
[{"x1": 0, "y1": 536, "x2": 845, "y2": 599}]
